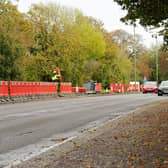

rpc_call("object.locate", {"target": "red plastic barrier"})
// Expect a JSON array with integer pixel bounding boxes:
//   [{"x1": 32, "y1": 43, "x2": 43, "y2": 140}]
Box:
[
  {"x1": 127, "y1": 84, "x2": 139, "y2": 93},
  {"x1": 121, "y1": 84, "x2": 127, "y2": 93},
  {"x1": 95, "y1": 83, "x2": 102, "y2": 92},
  {"x1": 110, "y1": 83, "x2": 127, "y2": 94},
  {"x1": 119, "y1": 83, "x2": 125, "y2": 93},
  {"x1": 69, "y1": 83, "x2": 72, "y2": 93},
  {"x1": 48, "y1": 82, "x2": 57, "y2": 94},
  {"x1": 20, "y1": 82, "x2": 25, "y2": 96},
  {"x1": 60, "y1": 82, "x2": 72, "y2": 93},
  {"x1": 10, "y1": 81, "x2": 18, "y2": 96},
  {"x1": 110, "y1": 84, "x2": 114, "y2": 93},
  {"x1": 72, "y1": 87, "x2": 76, "y2": 93},
  {"x1": 0, "y1": 81, "x2": 9, "y2": 96},
  {"x1": 117, "y1": 83, "x2": 121, "y2": 93},
  {"x1": 25, "y1": 82, "x2": 30, "y2": 95},
  {"x1": 79, "y1": 88, "x2": 87, "y2": 93},
  {"x1": 35, "y1": 82, "x2": 40, "y2": 95},
  {"x1": 39, "y1": 82, "x2": 45, "y2": 95},
  {"x1": 113, "y1": 83, "x2": 119, "y2": 93},
  {"x1": 133, "y1": 84, "x2": 140, "y2": 92},
  {"x1": 72, "y1": 87, "x2": 87, "y2": 93},
  {"x1": 10, "y1": 81, "x2": 58, "y2": 96},
  {"x1": 127, "y1": 84, "x2": 133, "y2": 92}
]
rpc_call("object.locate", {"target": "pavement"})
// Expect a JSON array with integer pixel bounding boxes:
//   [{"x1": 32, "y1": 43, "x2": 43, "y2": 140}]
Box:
[{"x1": 13, "y1": 100, "x2": 168, "y2": 168}]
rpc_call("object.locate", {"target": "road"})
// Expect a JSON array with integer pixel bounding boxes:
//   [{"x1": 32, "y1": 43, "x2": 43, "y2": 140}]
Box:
[{"x1": 0, "y1": 94, "x2": 167, "y2": 167}]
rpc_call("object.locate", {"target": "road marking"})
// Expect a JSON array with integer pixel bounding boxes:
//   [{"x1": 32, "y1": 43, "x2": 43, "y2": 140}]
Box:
[{"x1": 2, "y1": 136, "x2": 76, "y2": 168}]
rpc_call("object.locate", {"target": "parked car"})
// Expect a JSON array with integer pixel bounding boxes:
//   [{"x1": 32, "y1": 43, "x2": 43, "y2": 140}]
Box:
[
  {"x1": 141, "y1": 81, "x2": 158, "y2": 93},
  {"x1": 158, "y1": 80, "x2": 168, "y2": 96}
]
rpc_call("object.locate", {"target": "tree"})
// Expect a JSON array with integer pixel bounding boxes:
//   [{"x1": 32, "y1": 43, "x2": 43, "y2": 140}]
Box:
[
  {"x1": 137, "y1": 54, "x2": 153, "y2": 80},
  {"x1": 0, "y1": 1, "x2": 33, "y2": 80},
  {"x1": 114, "y1": 0, "x2": 168, "y2": 27},
  {"x1": 94, "y1": 30, "x2": 133, "y2": 87},
  {"x1": 110, "y1": 29, "x2": 145, "y2": 59},
  {"x1": 26, "y1": 3, "x2": 106, "y2": 84},
  {"x1": 86, "y1": 19, "x2": 134, "y2": 86},
  {"x1": 1, "y1": 1, "x2": 136, "y2": 85},
  {"x1": 114, "y1": 0, "x2": 168, "y2": 47},
  {"x1": 159, "y1": 51, "x2": 168, "y2": 80},
  {"x1": 110, "y1": 29, "x2": 149, "y2": 82},
  {"x1": 145, "y1": 48, "x2": 160, "y2": 81},
  {"x1": 25, "y1": 3, "x2": 66, "y2": 81}
]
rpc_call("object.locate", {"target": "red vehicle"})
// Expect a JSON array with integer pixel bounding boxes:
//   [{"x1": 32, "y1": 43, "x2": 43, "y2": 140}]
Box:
[{"x1": 141, "y1": 81, "x2": 158, "y2": 93}]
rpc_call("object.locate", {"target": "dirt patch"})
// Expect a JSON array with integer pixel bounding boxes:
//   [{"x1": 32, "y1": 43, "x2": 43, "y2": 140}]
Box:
[{"x1": 13, "y1": 101, "x2": 168, "y2": 168}]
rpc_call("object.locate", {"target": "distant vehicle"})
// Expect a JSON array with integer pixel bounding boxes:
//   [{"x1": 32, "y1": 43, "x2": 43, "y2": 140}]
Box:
[
  {"x1": 141, "y1": 81, "x2": 158, "y2": 93},
  {"x1": 158, "y1": 80, "x2": 168, "y2": 96},
  {"x1": 83, "y1": 80, "x2": 97, "y2": 94}
]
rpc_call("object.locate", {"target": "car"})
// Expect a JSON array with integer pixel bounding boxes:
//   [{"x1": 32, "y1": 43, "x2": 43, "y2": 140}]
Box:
[
  {"x1": 141, "y1": 81, "x2": 158, "y2": 93},
  {"x1": 158, "y1": 80, "x2": 168, "y2": 96}
]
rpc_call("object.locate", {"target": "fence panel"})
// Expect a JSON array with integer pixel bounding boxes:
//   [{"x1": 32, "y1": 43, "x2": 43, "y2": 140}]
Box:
[
  {"x1": 0, "y1": 81, "x2": 9, "y2": 96},
  {"x1": 60, "y1": 82, "x2": 72, "y2": 93}
]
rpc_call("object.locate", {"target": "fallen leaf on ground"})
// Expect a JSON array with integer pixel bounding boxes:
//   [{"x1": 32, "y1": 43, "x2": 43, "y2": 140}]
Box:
[
  {"x1": 114, "y1": 136, "x2": 118, "y2": 140},
  {"x1": 164, "y1": 160, "x2": 168, "y2": 164},
  {"x1": 51, "y1": 138, "x2": 68, "y2": 142}
]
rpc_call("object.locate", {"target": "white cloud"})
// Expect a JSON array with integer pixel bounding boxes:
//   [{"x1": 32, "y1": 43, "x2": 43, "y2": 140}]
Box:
[{"x1": 16, "y1": 0, "x2": 163, "y2": 48}]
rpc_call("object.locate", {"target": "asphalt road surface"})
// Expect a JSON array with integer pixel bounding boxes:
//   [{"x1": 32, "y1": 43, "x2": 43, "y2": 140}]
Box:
[{"x1": 0, "y1": 94, "x2": 168, "y2": 167}]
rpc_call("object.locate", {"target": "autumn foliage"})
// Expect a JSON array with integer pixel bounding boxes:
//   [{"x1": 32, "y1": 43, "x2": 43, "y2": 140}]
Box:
[{"x1": 0, "y1": 1, "x2": 167, "y2": 86}]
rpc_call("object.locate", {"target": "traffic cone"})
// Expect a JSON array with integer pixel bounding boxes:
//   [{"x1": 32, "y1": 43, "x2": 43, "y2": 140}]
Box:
[
  {"x1": 76, "y1": 84, "x2": 79, "y2": 93},
  {"x1": 121, "y1": 86, "x2": 124, "y2": 94},
  {"x1": 110, "y1": 86, "x2": 114, "y2": 94},
  {"x1": 106, "y1": 88, "x2": 108, "y2": 93}
]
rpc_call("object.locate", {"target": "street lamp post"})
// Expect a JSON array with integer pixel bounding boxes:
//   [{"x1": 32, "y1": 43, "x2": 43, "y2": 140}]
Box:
[
  {"x1": 152, "y1": 34, "x2": 159, "y2": 83},
  {"x1": 133, "y1": 24, "x2": 136, "y2": 85}
]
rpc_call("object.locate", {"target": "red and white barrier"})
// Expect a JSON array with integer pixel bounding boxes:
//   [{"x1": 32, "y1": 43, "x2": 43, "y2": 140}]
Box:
[
  {"x1": 0, "y1": 80, "x2": 141, "y2": 98},
  {"x1": 110, "y1": 84, "x2": 114, "y2": 94},
  {"x1": 110, "y1": 83, "x2": 127, "y2": 94},
  {"x1": 10, "y1": 81, "x2": 58, "y2": 96},
  {"x1": 127, "y1": 83, "x2": 140, "y2": 93},
  {"x1": 0, "y1": 81, "x2": 9, "y2": 97},
  {"x1": 60, "y1": 82, "x2": 72, "y2": 94},
  {"x1": 72, "y1": 87, "x2": 87, "y2": 93},
  {"x1": 95, "y1": 83, "x2": 102, "y2": 92}
]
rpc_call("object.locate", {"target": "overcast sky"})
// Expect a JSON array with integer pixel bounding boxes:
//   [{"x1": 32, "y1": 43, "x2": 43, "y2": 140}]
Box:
[{"x1": 15, "y1": 0, "x2": 162, "y2": 48}]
